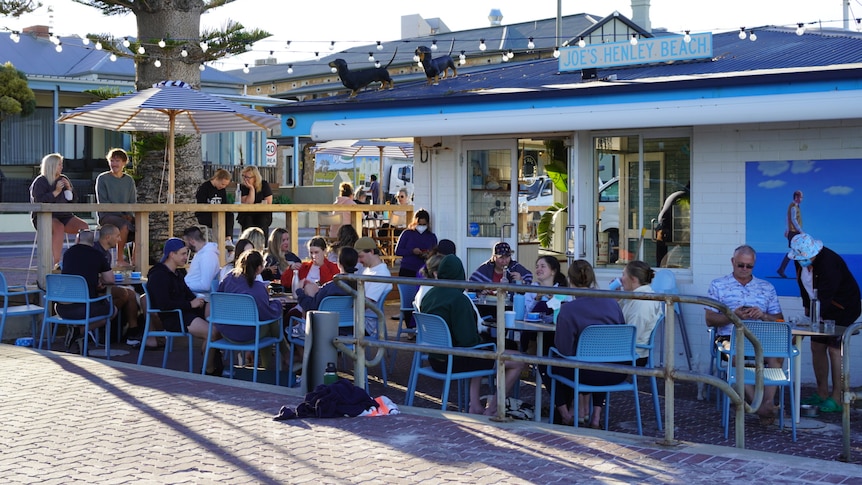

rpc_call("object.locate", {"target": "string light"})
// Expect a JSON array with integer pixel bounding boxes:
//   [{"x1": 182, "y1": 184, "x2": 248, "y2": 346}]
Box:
[
  {"x1": 330, "y1": 65, "x2": 337, "y2": 73},
  {"x1": 431, "y1": 40, "x2": 437, "y2": 51},
  {"x1": 507, "y1": 49, "x2": 514, "y2": 59},
  {"x1": 10, "y1": 31, "x2": 19, "y2": 43},
  {"x1": 95, "y1": 41, "x2": 103, "y2": 50},
  {"x1": 368, "y1": 52, "x2": 375, "y2": 62},
  {"x1": 49, "y1": 33, "x2": 59, "y2": 45},
  {"x1": 55, "y1": 42, "x2": 62, "y2": 53},
  {"x1": 199, "y1": 64, "x2": 205, "y2": 71},
  {"x1": 180, "y1": 47, "x2": 188, "y2": 57},
  {"x1": 154, "y1": 59, "x2": 161, "y2": 67},
  {"x1": 137, "y1": 46, "x2": 145, "y2": 54},
  {"x1": 109, "y1": 53, "x2": 117, "y2": 62},
  {"x1": 749, "y1": 30, "x2": 757, "y2": 41},
  {"x1": 459, "y1": 50, "x2": 466, "y2": 66},
  {"x1": 413, "y1": 53, "x2": 420, "y2": 63},
  {"x1": 375, "y1": 61, "x2": 381, "y2": 68},
  {"x1": 122, "y1": 37, "x2": 130, "y2": 48},
  {"x1": 287, "y1": 64, "x2": 293, "y2": 74},
  {"x1": 158, "y1": 38, "x2": 166, "y2": 48},
  {"x1": 82, "y1": 37, "x2": 89, "y2": 46},
  {"x1": 577, "y1": 36, "x2": 586, "y2": 48},
  {"x1": 329, "y1": 40, "x2": 335, "y2": 50},
  {"x1": 243, "y1": 63, "x2": 249, "y2": 73},
  {"x1": 200, "y1": 41, "x2": 209, "y2": 52},
  {"x1": 683, "y1": 30, "x2": 691, "y2": 43},
  {"x1": 738, "y1": 27, "x2": 746, "y2": 40},
  {"x1": 376, "y1": 41, "x2": 383, "y2": 50},
  {"x1": 527, "y1": 37, "x2": 535, "y2": 50},
  {"x1": 479, "y1": 38, "x2": 486, "y2": 51},
  {"x1": 553, "y1": 47, "x2": 560, "y2": 58},
  {"x1": 630, "y1": 34, "x2": 638, "y2": 46},
  {"x1": 796, "y1": 23, "x2": 805, "y2": 36},
  {"x1": 286, "y1": 40, "x2": 291, "y2": 49}
]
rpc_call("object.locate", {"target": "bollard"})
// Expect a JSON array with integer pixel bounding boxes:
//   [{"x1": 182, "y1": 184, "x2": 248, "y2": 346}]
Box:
[{"x1": 300, "y1": 310, "x2": 339, "y2": 393}]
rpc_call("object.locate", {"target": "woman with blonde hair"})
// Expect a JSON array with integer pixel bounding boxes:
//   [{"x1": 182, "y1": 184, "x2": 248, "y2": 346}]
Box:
[
  {"x1": 238, "y1": 227, "x2": 266, "y2": 252},
  {"x1": 236, "y1": 166, "x2": 273, "y2": 236},
  {"x1": 29, "y1": 153, "x2": 90, "y2": 265},
  {"x1": 262, "y1": 227, "x2": 301, "y2": 281}
]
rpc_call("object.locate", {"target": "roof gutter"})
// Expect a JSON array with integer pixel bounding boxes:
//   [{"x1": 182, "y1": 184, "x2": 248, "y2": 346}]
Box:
[{"x1": 310, "y1": 89, "x2": 862, "y2": 140}]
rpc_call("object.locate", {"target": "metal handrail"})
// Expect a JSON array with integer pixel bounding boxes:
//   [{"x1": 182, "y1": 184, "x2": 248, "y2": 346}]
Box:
[
  {"x1": 841, "y1": 321, "x2": 862, "y2": 462},
  {"x1": 334, "y1": 273, "x2": 768, "y2": 449}
]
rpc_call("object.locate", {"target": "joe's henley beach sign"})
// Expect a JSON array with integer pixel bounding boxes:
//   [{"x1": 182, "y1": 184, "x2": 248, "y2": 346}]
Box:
[{"x1": 559, "y1": 33, "x2": 713, "y2": 72}]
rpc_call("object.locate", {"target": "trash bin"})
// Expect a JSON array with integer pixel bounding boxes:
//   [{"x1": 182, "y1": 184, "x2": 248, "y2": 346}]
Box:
[{"x1": 299, "y1": 310, "x2": 339, "y2": 393}]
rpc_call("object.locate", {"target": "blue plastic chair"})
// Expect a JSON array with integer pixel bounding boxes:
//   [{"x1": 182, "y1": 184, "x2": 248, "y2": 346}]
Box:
[
  {"x1": 0, "y1": 272, "x2": 44, "y2": 344},
  {"x1": 39, "y1": 274, "x2": 113, "y2": 359},
  {"x1": 287, "y1": 296, "x2": 355, "y2": 387},
  {"x1": 405, "y1": 312, "x2": 496, "y2": 412},
  {"x1": 547, "y1": 324, "x2": 642, "y2": 435},
  {"x1": 637, "y1": 315, "x2": 664, "y2": 431},
  {"x1": 395, "y1": 283, "x2": 419, "y2": 341},
  {"x1": 722, "y1": 320, "x2": 797, "y2": 441},
  {"x1": 204, "y1": 292, "x2": 283, "y2": 383},
  {"x1": 136, "y1": 283, "x2": 194, "y2": 373},
  {"x1": 369, "y1": 286, "x2": 392, "y2": 388}
]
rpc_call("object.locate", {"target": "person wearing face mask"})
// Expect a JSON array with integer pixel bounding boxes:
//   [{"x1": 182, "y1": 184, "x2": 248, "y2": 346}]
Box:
[
  {"x1": 394, "y1": 209, "x2": 437, "y2": 278},
  {"x1": 789, "y1": 233, "x2": 860, "y2": 413}
]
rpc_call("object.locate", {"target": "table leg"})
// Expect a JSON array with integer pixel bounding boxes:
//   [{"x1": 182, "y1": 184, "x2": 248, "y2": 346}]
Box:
[
  {"x1": 535, "y1": 332, "x2": 543, "y2": 422},
  {"x1": 794, "y1": 335, "x2": 802, "y2": 424}
]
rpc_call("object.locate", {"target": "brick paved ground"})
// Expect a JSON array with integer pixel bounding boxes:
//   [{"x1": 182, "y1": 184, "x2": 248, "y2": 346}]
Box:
[{"x1": 4, "y1": 344, "x2": 862, "y2": 484}]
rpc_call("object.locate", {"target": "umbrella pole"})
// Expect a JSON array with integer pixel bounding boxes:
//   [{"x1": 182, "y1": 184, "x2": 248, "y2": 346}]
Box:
[
  {"x1": 378, "y1": 146, "x2": 384, "y2": 203},
  {"x1": 168, "y1": 115, "x2": 176, "y2": 235}
]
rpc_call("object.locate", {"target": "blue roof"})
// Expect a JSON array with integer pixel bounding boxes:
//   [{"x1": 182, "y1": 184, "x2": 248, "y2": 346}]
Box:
[{"x1": 269, "y1": 27, "x2": 862, "y2": 114}]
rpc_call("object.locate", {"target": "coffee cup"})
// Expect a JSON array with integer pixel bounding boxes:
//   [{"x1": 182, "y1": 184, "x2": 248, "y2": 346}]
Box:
[
  {"x1": 504, "y1": 310, "x2": 516, "y2": 327},
  {"x1": 114, "y1": 272, "x2": 124, "y2": 282},
  {"x1": 130, "y1": 271, "x2": 142, "y2": 280},
  {"x1": 466, "y1": 292, "x2": 477, "y2": 300},
  {"x1": 63, "y1": 189, "x2": 73, "y2": 201},
  {"x1": 526, "y1": 312, "x2": 542, "y2": 321}
]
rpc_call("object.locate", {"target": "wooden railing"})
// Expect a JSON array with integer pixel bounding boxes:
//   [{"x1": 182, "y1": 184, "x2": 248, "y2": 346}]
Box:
[{"x1": 0, "y1": 203, "x2": 412, "y2": 288}]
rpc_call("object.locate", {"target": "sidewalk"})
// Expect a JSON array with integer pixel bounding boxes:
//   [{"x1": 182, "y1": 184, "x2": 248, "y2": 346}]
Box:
[{"x1": 3, "y1": 344, "x2": 862, "y2": 484}]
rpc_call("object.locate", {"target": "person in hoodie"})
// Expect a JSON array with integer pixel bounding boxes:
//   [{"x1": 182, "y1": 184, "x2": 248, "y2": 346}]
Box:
[
  {"x1": 394, "y1": 209, "x2": 438, "y2": 278},
  {"x1": 183, "y1": 225, "x2": 221, "y2": 297},
  {"x1": 420, "y1": 254, "x2": 525, "y2": 415},
  {"x1": 216, "y1": 249, "x2": 288, "y2": 370}
]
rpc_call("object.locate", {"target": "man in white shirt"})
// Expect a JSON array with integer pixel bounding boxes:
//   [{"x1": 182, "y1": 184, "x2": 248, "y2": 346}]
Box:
[
  {"x1": 182, "y1": 226, "x2": 220, "y2": 297},
  {"x1": 354, "y1": 237, "x2": 391, "y2": 337}
]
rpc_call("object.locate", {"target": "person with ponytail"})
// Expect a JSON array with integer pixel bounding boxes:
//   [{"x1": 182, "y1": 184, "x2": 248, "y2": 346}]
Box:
[{"x1": 216, "y1": 249, "x2": 287, "y2": 370}]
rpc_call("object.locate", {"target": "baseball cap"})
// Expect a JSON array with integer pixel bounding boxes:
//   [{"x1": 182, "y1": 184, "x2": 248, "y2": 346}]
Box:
[
  {"x1": 493, "y1": 241, "x2": 512, "y2": 256},
  {"x1": 788, "y1": 233, "x2": 823, "y2": 260},
  {"x1": 437, "y1": 239, "x2": 456, "y2": 256},
  {"x1": 161, "y1": 237, "x2": 186, "y2": 262},
  {"x1": 354, "y1": 237, "x2": 378, "y2": 251}
]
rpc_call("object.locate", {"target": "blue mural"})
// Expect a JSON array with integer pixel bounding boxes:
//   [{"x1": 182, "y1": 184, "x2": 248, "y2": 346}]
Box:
[{"x1": 746, "y1": 159, "x2": 862, "y2": 297}]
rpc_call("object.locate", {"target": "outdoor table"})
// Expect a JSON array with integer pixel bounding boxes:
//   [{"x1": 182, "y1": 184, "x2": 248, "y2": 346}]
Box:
[
  {"x1": 486, "y1": 318, "x2": 556, "y2": 422},
  {"x1": 790, "y1": 322, "x2": 848, "y2": 425},
  {"x1": 473, "y1": 295, "x2": 513, "y2": 320}
]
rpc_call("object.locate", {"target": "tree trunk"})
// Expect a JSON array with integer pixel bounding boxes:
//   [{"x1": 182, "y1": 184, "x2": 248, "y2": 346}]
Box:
[{"x1": 134, "y1": 3, "x2": 205, "y2": 241}]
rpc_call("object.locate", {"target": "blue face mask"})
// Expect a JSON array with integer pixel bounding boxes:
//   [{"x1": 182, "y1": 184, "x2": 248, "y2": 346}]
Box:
[{"x1": 798, "y1": 258, "x2": 813, "y2": 267}]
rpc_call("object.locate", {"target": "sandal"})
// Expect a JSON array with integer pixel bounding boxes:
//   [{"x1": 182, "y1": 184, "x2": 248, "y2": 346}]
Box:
[
  {"x1": 802, "y1": 394, "x2": 826, "y2": 406},
  {"x1": 819, "y1": 397, "x2": 842, "y2": 413}
]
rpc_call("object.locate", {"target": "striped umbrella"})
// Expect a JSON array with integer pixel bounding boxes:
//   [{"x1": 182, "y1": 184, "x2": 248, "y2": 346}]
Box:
[{"x1": 57, "y1": 81, "x2": 281, "y2": 233}]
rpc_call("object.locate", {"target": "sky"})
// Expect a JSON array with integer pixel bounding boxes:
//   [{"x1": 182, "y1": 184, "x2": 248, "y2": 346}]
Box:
[{"x1": 5, "y1": 0, "x2": 859, "y2": 69}]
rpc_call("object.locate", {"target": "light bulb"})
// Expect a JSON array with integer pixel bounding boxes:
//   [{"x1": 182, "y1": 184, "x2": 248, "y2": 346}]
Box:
[
  {"x1": 431, "y1": 40, "x2": 438, "y2": 51},
  {"x1": 154, "y1": 59, "x2": 161, "y2": 67},
  {"x1": 683, "y1": 31, "x2": 691, "y2": 43},
  {"x1": 55, "y1": 43, "x2": 62, "y2": 53},
  {"x1": 527, "y1": 37, "x2": 535, "y2": 50},
  {"x1": 123, "y1": 37, "x2": 130, "y2": 48},
  {"x1": 376, "y1": 41, "x2": 383, "y2": 50},
  {"x1": 158, "y1": 38, "x2": 166, "y2": 48},
  {"x1": 286, "y1": 40, "x2": 291, "y2": 49},
  {"x1": 796, "y1": 23, "x2": 805, "y2": 36},
  {"x1": 578, "y1": 37, "x2": 586, "y2": 48},
  {"x1": 479, "y1": 39, "x2": 486, "y2": 51},
  {"x1": 10, "y1": 32, "x2": 19, "y2": 43},
  {"x1": 287, "y1": 64, "x2": 294, "y2": 74},
  {"x1": 368, "y1": 53, "x2": 375, "y2": 62},
  {"x1": 82, "y1": 37, "x2": 90, "y2": 46},
  {"x1": 180, "y1": 48, "x2": 188, "y2": 57},
  {"x1": 243, "y1": 64, "x2": 249, "y2": 74},
  {"x1": 329, "y1": 41, "x2": 335, "y2": 50},
  {"x1": 507, "y1": 49, "x2": 514, "y2": 59},
  {"x1": 413, "y1": 54, "x2": 420, "y2": 63},
  {"x1": 630, "y1": 34, "x2": 638, "y2": 46},
  {"x1": 553, "y1": 47, "x2": 560, "y2": 58},
  {"x1": 738, "y1": 28, "x2": 746, "y2": 40},
  {"x1": 750, "y1": 31, "x2": 757, "y2": 41},
  {"x1": 95, "y1": 41, "x2": 103, "y2": 50},
  {"x1": 330, "y1": 67, "x2": 337, "y2": 74},
  {"x1": 199, "y1": 64, "x2": 205, "y2": 71},
  {"x1": 50, "y1": 34, "x2": 59, "y2": 45},
  {"x1": 375, "y1": 61, "x2": 381, "y2": 68},
  {"x1": 137, "y1": 46, "x2": 145, "y2": 54},
  {"x1": 459, "y1": 57, "x2": 466, "y2": 65},
  {"x1": 110, "y1": 53, "x2": 117, "y2": 62},
  {"x1": 200, "y1": 41, "x2": 208, "y2": 52}
]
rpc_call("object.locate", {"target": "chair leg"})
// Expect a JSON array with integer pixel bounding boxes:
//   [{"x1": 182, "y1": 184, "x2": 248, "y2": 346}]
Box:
[{"x1": 650, "y1": 376, "x2": 663, "y2": 431}]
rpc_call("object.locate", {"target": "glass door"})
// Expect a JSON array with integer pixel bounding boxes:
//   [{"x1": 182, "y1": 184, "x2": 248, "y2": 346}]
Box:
[{"x1": 464, "y1": 140, "x2": 517, "y2": 273}]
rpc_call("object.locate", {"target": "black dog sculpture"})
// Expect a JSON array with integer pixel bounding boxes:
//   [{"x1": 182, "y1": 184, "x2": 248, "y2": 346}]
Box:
[
  {"x1": 415, "y1": 45, "x2": 457, "y2": 85},
  {"x1": 329, "y1": 49, "x2": 397, "y2": 98}
]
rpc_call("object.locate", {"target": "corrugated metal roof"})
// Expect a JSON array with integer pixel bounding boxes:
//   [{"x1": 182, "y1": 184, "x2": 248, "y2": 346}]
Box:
[{"x1": 270, "y1": 26, "x2": 862, "y2": 112}]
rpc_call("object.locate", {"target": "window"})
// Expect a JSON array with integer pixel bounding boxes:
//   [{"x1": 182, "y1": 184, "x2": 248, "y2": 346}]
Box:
[{"x1": 594, "y1": 135, "x2": 691, "y2": 269}]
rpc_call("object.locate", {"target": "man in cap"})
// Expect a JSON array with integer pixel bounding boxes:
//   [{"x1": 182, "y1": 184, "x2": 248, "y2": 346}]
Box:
[
  {"x1": 469, "y1": 241, "x2": 533, "y2": 294},
  {"x1": 147, "y1": 237, "x2": 223, "y2": 376},
  {"x1": 789, "y1": 233, "x2": 860, "y2": 413},
  {"x1": 354, "y1": 237, "x2": 392, "y2": 337}
]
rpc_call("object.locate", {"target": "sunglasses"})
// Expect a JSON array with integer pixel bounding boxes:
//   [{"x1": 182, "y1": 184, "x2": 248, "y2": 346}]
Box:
[{"x1": 736, "y1": 263, "x2": 754, "y2": 269}]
